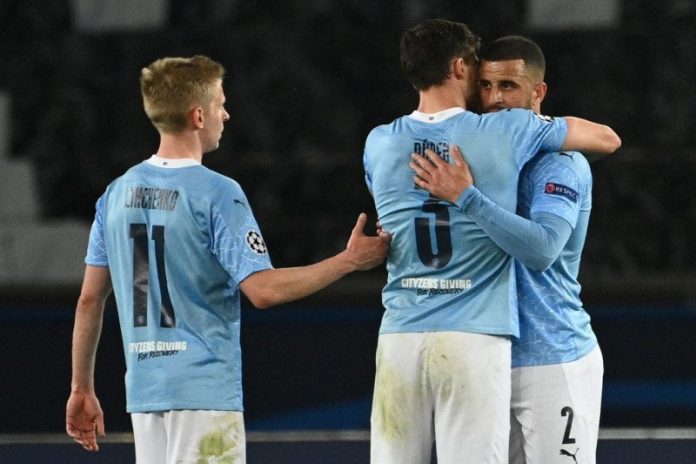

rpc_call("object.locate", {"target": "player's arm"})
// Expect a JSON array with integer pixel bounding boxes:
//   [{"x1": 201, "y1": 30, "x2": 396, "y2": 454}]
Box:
[
  {"x1": 240, "y1": 213, "x2": 390, "y2": 308},
  {"x1": 66, "y1": 265, "x2": 111, "y2": 452},
  {"x1": 411, "y1": 147, "x2": 570, "y2": 271},
  {"x1": 562, "y1": 116, "x2": 621, "y2": 161},
  {"x1": 457, "y1": 189, "x2": 572, "y2": 271}
]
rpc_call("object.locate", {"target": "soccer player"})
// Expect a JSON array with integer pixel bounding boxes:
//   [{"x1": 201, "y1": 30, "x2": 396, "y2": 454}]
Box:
[
  {"x1": 412, "y1": 36, "x2": 604, "y2": 463},
  {"x1": 364, "y1": 20, "x2": 619, "y2": 463},
  {"x1": 65, "y1": 55, "x2": 390, "y2": 463}
]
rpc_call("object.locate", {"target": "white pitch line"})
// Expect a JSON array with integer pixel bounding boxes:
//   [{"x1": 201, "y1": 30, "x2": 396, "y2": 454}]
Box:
[{"x1": 2, "y1": 428, "x2": 696, "y2": 445}]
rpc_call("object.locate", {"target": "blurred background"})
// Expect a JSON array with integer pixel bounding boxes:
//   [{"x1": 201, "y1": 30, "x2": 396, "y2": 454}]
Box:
[{"x1": 1, "y1": 0, "x2": 695, "y2": 447}]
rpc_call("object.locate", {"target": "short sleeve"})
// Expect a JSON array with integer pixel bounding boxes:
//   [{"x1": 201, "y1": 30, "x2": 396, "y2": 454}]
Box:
[
  {"x1": 525, "y1": 153, "x2": 583, "y2": 229},
  {"x1": 85, "y1": 195, "x2": 109, "y2": 267},
  {"x1": 209, "y1": 182, "x2": 273, "y2": 285},
  {"x1": 505, "y1": 109, "x2": 568, "y2": 168},
  {"x1": 363, "y1": 129, "x2": 377, "y2": 194}
]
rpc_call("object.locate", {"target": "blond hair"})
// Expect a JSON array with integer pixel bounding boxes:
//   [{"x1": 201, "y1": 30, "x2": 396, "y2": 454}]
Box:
[{"x1": 140, "y1": 55, "x2": 225, "y2": 134}]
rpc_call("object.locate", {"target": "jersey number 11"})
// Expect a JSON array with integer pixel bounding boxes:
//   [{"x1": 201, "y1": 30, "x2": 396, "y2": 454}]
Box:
[{"x1": 130, "y1": 223, "x2": 176, "y2": 328}]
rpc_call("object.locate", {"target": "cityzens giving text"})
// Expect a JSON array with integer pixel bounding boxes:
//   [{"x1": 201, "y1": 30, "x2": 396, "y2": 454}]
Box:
[
  {"x1": 401, "y1": 278, "x2": 473, "y2": 295},
  {"x1": 129, "y1": 340, "x2": 188, "y2": 361}
]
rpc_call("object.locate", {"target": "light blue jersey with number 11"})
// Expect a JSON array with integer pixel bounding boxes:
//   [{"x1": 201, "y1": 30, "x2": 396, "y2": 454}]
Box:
[
  {"x1": 363, "y1": 108, "x2": 567, "y2": 337},
  {"x1": 85, "y1": 156, "x2": 273, "y2": 413}
]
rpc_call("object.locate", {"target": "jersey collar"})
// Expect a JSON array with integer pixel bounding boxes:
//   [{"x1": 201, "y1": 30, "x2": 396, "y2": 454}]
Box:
[
  {"x1": 408, "y1": 107, "x2": 465, "y2": 123},
  {"x1": 146, "y1": 155, "x2": 201, "y2": 168}
]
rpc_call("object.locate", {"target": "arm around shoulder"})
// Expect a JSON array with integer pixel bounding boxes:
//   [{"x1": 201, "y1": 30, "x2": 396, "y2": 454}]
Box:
[{"x1": 562, "y1": 117, "x2": 621, "y2": 161}]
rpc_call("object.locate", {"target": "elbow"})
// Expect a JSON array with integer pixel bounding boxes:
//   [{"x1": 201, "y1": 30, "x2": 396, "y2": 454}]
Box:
[
  {"x1": 582, "y1": 128, "x2": 621, "y2": 162},
  {"x1": 246, "y1": 291, "x2": 277, "y2": 310},
  {"x1": 595, "y1": 124, "x2": 621, "y2": 155},
  {"x1": 241, "y1": 270, "x2": 282, "y2": 309},
  {"x1": 244, "y1": 285, "x2": 283, "y2": 309},
  {"x1": 76, "y1": 292, "x2": 106, "y2": 311},
  {"x1": 606, "y1": 129, "x2": 622, "y2": 154},
  {"x1": 522, "y1": 254, "x2": 555, "y2": 273}
]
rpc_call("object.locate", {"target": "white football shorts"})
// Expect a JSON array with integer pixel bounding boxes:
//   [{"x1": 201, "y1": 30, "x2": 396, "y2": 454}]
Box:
[
  {"x1": 509, "y1": 346, "x2": 604, "y2": 464},
  {"x1": 371, "y1": 331, "x2": 512, "y2": 464},
  {"x1": 131, "y1": 409, "x2": 246, "y2": 464}
]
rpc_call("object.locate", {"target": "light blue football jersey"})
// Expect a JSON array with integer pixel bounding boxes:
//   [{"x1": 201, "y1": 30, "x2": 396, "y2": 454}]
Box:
[
  {"x1": 85, "y1": 157, "x2": 272, "y2": 413},
  {"x1": 513, "y1": 151, "x2": 597, "y2": 367},
  {"x1": 363, "y1": 108, "x2": 568, "y2": 337}
]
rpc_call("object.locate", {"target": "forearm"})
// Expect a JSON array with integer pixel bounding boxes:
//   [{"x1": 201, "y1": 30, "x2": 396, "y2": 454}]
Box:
[
  {"x1": 241, "y1": 251, "x2": 357, "y2": 308},
  {"x1": 562, "y1": 117, "x2": 621, "y2": 158},
  {"x1": 71, "y1": 296, "x2": 105, "y2": 392},
  {"x1": 457, "y1": 187, "x2": 572, "y2": 271},
  {"x1": 239, "y1": 211, "x2": 389, "y2": 308},
  {"x1": 71, "y1": 265, "x2": 111, "y2": 392}
]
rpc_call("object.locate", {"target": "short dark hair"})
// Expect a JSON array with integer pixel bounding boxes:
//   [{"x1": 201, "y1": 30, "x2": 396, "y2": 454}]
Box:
[
  {"x1": 400, "y1": 19, "x2": 481, "y2": 90},
  {"x1": 480, "y1": 35, "x2": 546, "y2": 80}
]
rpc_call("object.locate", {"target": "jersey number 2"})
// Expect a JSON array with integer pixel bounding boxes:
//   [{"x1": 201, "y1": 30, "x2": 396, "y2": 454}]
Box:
[
  {"x1": 130, "y1": 223, "x2": 176, "y2": 328},
  {"x1": 415, "y1": 200, "x2": 452, "y2": 269},
  {"x1": 561, "y1": 406, "x2": 576, "y2": 444}
]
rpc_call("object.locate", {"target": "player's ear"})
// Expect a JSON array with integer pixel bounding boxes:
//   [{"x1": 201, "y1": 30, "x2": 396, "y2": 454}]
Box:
[
  {"x1": 190, "y1": 106, "x2": 205, "y2": 129},
  {"x1": 451, "y1": 57, "x2": 467, "y2": 79},
  {"x1": 533, "y1": 81, "x2": 548, "y2": 106}
]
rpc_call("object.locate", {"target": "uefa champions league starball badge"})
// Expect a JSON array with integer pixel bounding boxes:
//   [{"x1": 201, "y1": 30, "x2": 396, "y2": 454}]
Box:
[{"x1": 246, "y1": 230, "x2": 268, "y2": 255}]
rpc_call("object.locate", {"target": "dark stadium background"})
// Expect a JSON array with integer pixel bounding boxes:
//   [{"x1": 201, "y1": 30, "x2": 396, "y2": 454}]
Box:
[{"x1": 1, "y1": 1, "x2": 695, "y2": 462}]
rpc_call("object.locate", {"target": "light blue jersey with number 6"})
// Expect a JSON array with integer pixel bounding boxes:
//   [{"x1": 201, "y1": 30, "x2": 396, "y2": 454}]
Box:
[
  {"x1": 363, "y1": 108, "x2": 567, "y2": 337},
  {"x1": 85, "y1": 157, "x2": 272, "y2": 413}
]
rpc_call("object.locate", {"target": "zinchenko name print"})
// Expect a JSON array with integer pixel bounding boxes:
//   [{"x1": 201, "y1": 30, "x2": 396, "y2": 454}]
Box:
[{"x1": 125, "y1": 187, "x2": 180, "y2": 211}]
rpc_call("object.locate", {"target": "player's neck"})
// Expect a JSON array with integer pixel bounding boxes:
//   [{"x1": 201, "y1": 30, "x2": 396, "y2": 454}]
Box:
[
  {"x1": 156, "y1": 133, "x2": 203, "y2": 163},
  {"x1": 417, "y1": 83, "x2": 468, "y2": 114}
]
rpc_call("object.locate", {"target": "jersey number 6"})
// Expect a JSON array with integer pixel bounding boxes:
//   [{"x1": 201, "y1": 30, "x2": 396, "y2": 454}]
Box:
[{"x1": 130, "y1": 223, "x2": 176, "y2": 328}]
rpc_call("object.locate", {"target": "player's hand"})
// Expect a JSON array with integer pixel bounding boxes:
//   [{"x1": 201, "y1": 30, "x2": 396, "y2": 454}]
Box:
[
  {"x1": 346, "y1": 213, "x2": 391, "y2": 271},
  {"x1": 66, "y1": 390, "x2": 105, "y2": 452},
  {"x1": 410, "y1": 145, "x2": 474, "y2": 203}
]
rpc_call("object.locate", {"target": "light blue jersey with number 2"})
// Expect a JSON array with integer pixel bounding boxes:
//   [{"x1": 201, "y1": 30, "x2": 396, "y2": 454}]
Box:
[
  {"x1": 85, "y1": 158, "x2": 272, "y2": 413},
  {"x1": 514, "y1": 151, "x2": 597, "y2": 366},
  {"x1": 363, "y1": 108, "x2": 567, "y2": 337}
]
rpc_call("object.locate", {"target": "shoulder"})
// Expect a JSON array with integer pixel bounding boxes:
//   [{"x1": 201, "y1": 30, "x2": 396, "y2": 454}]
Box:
[
  {"x1": 527, "y1": 151, "x2": 592, "y2": 194},
  {"x1": 495, "y1": 108, "x2": 562, "y2": 126},
  {"x1": 201, "y1": 168, "x2": 244, "y2": 198},
  {"x1": 366, "y1": 116, "x2": 406, "y2": 141},
  {"x1": 485, "y1": 108, "x2": 534, "y2": 122},
  {"x1": 537, "y1": 151, "x2": 591, "y2": 178},
  {"x1": 112, "y1": 161, "x2": 145, "y2": 182},
  {"x1": 473, "y1": 109, "x2": 554, "y2": 135},
  {"x1": 103, "y1": 163, "x2": 143, "y2": 194}
]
